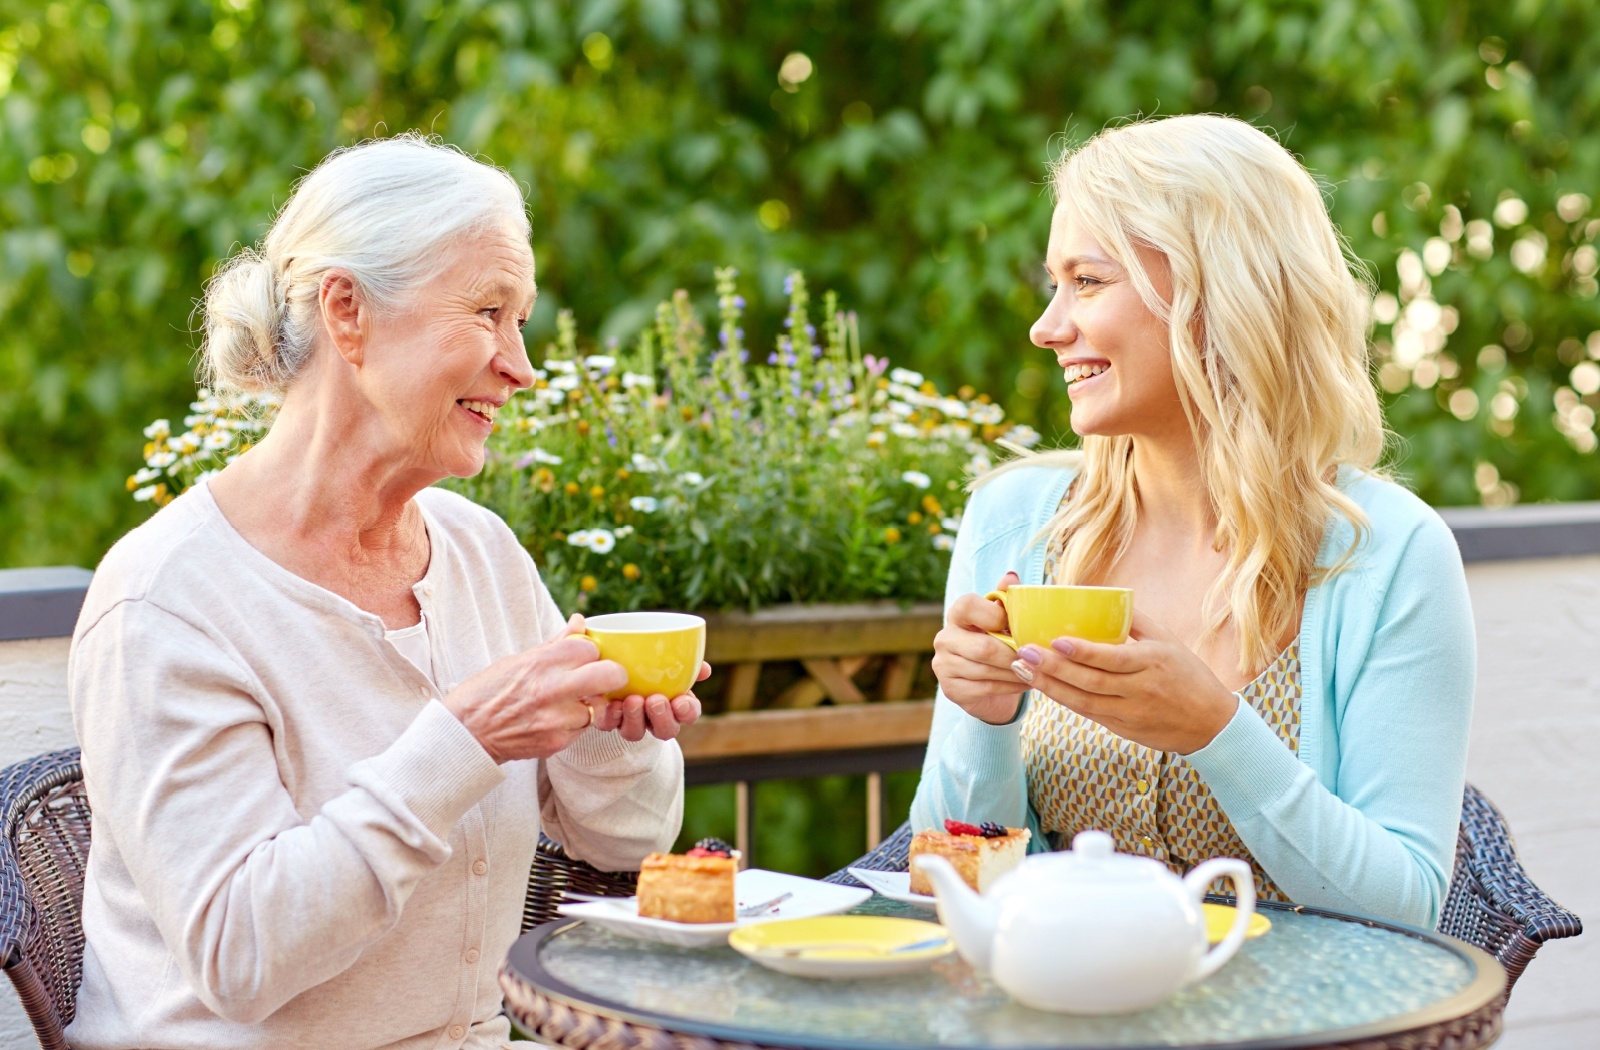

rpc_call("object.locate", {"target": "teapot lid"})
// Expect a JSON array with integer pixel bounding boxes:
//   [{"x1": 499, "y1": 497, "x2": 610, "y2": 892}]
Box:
[{"x1": 1059, "y1": 830, "x2": 1170, "y2": 882}]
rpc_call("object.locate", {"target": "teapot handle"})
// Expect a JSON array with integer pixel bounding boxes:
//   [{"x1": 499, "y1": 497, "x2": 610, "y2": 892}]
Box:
[{"x1": 1181, "y1": 858, "x2": 1255, "y2": 984}]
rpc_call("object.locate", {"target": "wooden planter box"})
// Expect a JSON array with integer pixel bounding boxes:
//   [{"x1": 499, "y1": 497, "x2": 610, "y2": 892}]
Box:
[{"x1": 673, "y1": 601, "x2": 944, "y2": 858}]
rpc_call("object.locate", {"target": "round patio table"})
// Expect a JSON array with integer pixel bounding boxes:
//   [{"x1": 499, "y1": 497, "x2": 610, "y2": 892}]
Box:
[{"x1": 499, "y1": 899, "x2": 1506, "y2": 1050}]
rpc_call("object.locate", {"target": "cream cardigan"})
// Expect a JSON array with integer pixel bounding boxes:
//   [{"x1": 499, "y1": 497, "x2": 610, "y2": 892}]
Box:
[{"x1": 65, "y1": 482, "x2": 683, "y2": 1050}]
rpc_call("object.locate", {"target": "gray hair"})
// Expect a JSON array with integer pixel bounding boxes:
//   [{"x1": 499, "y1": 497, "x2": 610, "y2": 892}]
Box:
[{"x1": 201, "y1": 134, "x2": 530, "y2": 392}]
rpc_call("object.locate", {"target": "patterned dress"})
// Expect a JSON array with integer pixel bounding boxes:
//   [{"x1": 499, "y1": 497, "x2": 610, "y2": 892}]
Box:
[{"x1": 1020, "y1": 514, "x2": 1302, "y2": 902}]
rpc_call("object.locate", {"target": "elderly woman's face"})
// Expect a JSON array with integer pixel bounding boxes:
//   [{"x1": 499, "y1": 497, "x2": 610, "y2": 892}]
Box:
[{"x1": 362, "y1": 220, "x2": 536, "y2": 479}]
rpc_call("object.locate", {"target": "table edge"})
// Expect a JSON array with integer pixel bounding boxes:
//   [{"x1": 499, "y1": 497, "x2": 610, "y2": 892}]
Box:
[{"x1": 503, "y1": 905, "x2": 1507, "y2": 1050}]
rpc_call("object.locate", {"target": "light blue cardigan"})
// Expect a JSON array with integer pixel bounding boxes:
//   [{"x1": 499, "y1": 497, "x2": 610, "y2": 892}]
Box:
[{"x1": 909, "y1": 463, "x2": 1476, "y2": 928}]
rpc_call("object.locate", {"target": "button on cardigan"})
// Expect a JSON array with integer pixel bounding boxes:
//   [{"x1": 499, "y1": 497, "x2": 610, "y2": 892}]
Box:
[
  {"x1": 910, "y1": 462, "x2": 1475, "y2": 929},
  {"x1": 65, "y1": 482, "x2": 683, "y2": 1050}
]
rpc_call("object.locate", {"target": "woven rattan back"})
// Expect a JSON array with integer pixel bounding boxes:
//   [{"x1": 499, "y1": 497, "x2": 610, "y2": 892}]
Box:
[
  {"x1": 1, "y1": 748, "x2": 90, "y2": 1050},
  {"x1": 522, "y1": 834, "x2": 639, "y2": 931},
  {"x1": 1437, "y1": 784, "x2": 1584, "y2": 997}
]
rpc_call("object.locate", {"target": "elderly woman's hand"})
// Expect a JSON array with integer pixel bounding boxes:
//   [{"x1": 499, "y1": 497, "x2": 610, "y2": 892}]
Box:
[
  {"x1": 931, "y1": 571, "x2": 1033, "y2": 725},
  {"x1": 444, "y1": 615, "x2": 631, "y2": 763},
  {"x1": 592, "y1": 662, "x2": 710, "y2": 743},
  {"x1": 1010, "y1": 609, "x2": 1240, "y2": 754}
]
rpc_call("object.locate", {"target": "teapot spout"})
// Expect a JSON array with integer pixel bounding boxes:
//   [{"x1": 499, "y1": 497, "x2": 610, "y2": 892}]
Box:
[{"x1": 912, "y1": 854, "x2": 1000, "y2": 973}]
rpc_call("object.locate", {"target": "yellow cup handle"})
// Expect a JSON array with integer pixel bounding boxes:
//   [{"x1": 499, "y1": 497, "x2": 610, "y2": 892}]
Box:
[{"x1": 982, "y1": 590, "x2": 1019, "y2": 651}]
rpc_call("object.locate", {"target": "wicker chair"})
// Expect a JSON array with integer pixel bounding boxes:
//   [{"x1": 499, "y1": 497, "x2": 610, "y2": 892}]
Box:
[
  {"x1": 826, "y1": 784, "x2": 1583, "y2": 1002},
  {"x1": 0, "y1": 748, "x2": 639, "y2": 1050}
]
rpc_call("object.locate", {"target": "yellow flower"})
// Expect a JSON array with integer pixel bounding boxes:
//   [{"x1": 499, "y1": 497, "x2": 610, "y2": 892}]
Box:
[
  {"x1": 576, "y1": 419, "x2": 591, "y2": 435},
  {"x1": 125, "y1": 475, "x2": 139, "y2": 491},
  {"x1": 588, "y1": 485, "x2": 605, "y2": 501},
  {"x1": 622, "y1": 563, "x2": 641, "y2": 581},
  {"x1": 580, "y1": 575, "x2": 599, "y2": 592},
  {"x1": 958, "y1": 384, "x2": 976, "y2": 400},
  {"x1": 927, "y1": 522, "x2": 942, "y2": 534},
  {"x1": 533, "y1": 467, "x2": 556, "y2": 493},
  {"x1": 615, "y1": 467, "x2": 631, "y2": 481},
  {"x1": 907, "y1": 511, "x2": 923, "y2": 525},
  {"x1": 883, "y1": 527, "x2": 902, "y2": 544},
  {"x1": 564, "y1": 481, "x2": 581, "y2": 496},
  {"x1": 921, "y1": 495, "x2": 943, "y2": 515}
]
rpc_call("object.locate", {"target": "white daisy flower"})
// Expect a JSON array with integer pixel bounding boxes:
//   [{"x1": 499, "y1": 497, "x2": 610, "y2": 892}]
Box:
[
  {"x1": 891, "y1": 423, "x2": 920, "y2": 439},
  {"x1": 587, "y1": 529, "x2": 616, "y2": 554},
  {"x1": 133, "y1": 467, "x2": 162, "y2": 484},
  {"x1": 942, "y1": 517, "x2": 962, "y2": 532},
  {"x1": 901, "y1": 470, "x2": 932, "y2": 489},
  {"x1": 682, "y1": 471, "x2": 705, "y2": 486},
  {"x1": 890, "y1": 367, "x2": 924, "y2": 386},
  {"x1": 544, "y1": 359, "x2": 578, "y2": 373},
  {"x1": 584, "y1": 354, "x2": 616, "y2": 370},
  {"x1": 530, "y1": 448, "x2": 563, "y2": 465},
  {"x1": 567, "y1": 530, "x2": 595, "y2": 549},
  {"x1": 549, "y1": 374, "x2": 581, "y2": 391},
  {"x1": 133, "y1": 485, "x2": 159, "y2": 502},
  {"x1": 143, "y1": 419, "x2": 170, "y2": 439},
  {"x1": 148, "y1": 451, "x2": 178, "y2": 469},
  {"x1": 1008, "y1": 424, "x2": 1042, "y2": 448},
  {"x1": 615, "y1": 526, "x2": 635, "y2": 538},
  {"x1": 933, "y1": 534, "x2": 956, "y2": 551},
  {"x1": 621, "y1": 372, "x2": 655, "y2": 389},
  {"x1": 203, "y1": 431, "x2": 231, "y2": 450},
  {"x1": 632, "y1": 453, "x2": 661, "y2": 472},
  {"x1": 867, "y1": 431, "x2": 887, "y2": 447},
  {"x1": 630, "y1": 496, "x2": 660, "y2": 513},
  {"x1": 888, "y1": 401, "x2": 914, "y2": 418}
]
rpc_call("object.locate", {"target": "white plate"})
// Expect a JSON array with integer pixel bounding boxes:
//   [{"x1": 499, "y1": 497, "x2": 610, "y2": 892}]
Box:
[
  {"x1": 847, "y1": 868, "x2": 937, "y2": 910},
  {"x1": 556, "y1": 868, "x2": 872, "y2": 948}
]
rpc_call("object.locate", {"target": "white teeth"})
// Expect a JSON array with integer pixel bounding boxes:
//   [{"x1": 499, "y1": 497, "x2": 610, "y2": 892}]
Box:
[
  {"x1": 1063, "y1": 363, "x2": 1109, "y2": 384},
  {"x1": 460, "y1": 399, "x2": 497, "y2": 421}
]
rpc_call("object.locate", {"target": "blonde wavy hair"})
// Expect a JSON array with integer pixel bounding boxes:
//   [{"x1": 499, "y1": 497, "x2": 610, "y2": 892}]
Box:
[{"x1": 1012, "y1": 115, "x2": 1386, "y2": 674}]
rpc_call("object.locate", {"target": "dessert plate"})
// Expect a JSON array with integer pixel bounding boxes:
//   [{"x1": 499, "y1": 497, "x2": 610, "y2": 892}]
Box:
[
  {"x1": 730, "y1": 915, "x2": 954, "y2": 978},
  {"x1": 556, "y1": 868, "x2": 872, "y2": 948},
  {"x1": 847, "y1": 868, "x2": 936, "y2": 910}
]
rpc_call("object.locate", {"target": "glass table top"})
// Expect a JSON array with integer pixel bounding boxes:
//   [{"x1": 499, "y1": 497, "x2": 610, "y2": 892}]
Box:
[{"x1": 509, "y1": 898, "x2": 1503, "y2": 1049}]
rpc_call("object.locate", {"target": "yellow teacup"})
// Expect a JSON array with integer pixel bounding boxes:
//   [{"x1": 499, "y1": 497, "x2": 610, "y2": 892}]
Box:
[
  {"x1": 984, "y1": 585, "x2": 1133, "y2": 650},
  {"x1": 583, "y1": 612, "x2": 707, "y2": 700}
]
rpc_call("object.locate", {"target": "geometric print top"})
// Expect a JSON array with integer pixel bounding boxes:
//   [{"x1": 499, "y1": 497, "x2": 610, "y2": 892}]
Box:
[{"x1": 1019, "y1": 521, "x2": 1303, "y2": 902}]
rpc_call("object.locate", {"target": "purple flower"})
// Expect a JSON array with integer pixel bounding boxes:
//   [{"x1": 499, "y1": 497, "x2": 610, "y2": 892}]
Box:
[
  {"x1": 863, "y1": 354, "x2": 890, "y2": 376},
  {"x1": 784, "y1": 317, "x2": 793, "y2": 329},
  {"x1": 605, "y1": 422, "x2": 618, "y2": 448},
  {"x1": 739, "y1": 349, "x2": 749, "y2": 363},
  {"x1": 805, "y1": 324, "x2": 816, "y2": 339},
  {"x1": 812, "y1": 344, "x2": 822, "y2": 358},
  {"x1": 718, "y1": 329, "x2": 729, "y2": 346},
  {"x1": 733, "y1": 296, "x2": 746, "y2": 309},
  {"x1": 768, "y1": 352, "x2": 779, "y2": 365},
  {"x1": 784, "y1": 274, "x2": 796, "y2": 295}
]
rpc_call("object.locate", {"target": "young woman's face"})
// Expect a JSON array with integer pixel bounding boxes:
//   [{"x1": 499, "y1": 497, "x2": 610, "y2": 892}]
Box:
[{"x1": 1030, "y1": 205, "x2": 1186, "y2": 443}]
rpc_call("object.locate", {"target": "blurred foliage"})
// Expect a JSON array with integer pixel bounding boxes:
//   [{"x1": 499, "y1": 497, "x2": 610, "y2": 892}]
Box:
[{"x1": 5, "y1": 0, "x2": 1600, "y2": 569}]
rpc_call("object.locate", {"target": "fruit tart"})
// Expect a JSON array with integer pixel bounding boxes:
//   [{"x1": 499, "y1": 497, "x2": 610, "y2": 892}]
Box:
[
  {"x1": 909, "y1": 819, "x2": 1030, "y2": 895},
  {"x1": 636, "y1": 838, "x2": 738, "y2": 924}
]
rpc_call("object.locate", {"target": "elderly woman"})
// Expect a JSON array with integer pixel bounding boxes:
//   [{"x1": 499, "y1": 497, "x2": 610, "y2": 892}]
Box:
[
  {"x1": 912, "y1": 115, "x2": 1474, "y2": 928},
  {"x1": 67, "y1": 136, "x2": 703, "y2": 1049}
]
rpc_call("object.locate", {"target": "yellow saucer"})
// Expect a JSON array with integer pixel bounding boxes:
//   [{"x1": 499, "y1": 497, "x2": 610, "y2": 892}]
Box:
[
  {"x1": 729, "y1": 915, "x2": 953, "y2": 978},
  {"x1": 1203, "y1": 902, "x2": 1272, "y2": 944}
]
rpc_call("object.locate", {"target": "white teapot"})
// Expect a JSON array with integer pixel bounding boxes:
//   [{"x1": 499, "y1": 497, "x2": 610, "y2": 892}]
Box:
[{"x1": 912, "y1": 829, "x2": 1256, "y2": 1014}]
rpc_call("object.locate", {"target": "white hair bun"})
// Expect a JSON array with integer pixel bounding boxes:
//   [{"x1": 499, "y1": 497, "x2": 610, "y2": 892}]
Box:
[{"x1": 202, "y1": 248, "x2": 288, "y2": 393}]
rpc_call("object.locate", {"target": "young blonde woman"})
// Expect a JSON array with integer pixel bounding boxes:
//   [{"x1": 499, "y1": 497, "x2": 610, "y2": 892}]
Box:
[{"x1": 909, "y1": 114, "x2": 1474, "y2": 929}]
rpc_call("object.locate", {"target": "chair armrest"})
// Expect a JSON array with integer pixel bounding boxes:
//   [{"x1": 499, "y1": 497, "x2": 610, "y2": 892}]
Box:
[
  {"x1": 1461, "y1": 786, "x2": 1584, "y2": 945},
  {"x1": 824, "y1": 821, "x2": 915, "y2": 885}
]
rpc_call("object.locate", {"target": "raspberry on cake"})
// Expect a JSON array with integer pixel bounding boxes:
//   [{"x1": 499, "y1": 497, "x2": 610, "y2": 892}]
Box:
[
  {"x1": 635, "y1": 839, "x2": 738, "y2": 924},
  {"x1": 908, "y1": 818, "x2": 1030, "y2": 896}
]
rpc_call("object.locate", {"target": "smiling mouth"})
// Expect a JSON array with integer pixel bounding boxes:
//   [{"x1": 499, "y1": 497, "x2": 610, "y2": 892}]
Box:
[
  {"x1": 458, "y1": 399, "x2": 498, "y2": 423},
  {"x1": 1062, "y1": 363, "x2": 1109, "y2": 386}
]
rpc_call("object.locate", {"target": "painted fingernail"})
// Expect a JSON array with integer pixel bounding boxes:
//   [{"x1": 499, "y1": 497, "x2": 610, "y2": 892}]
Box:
[
  {"x1": 1051, "y1": 638, "x2": 1075, "y2": 657},
  {"x1": 1010, "y1": 659, "x2": 1036, "y2": 684},
  {"x1": 1017, "y1": 645, "x2": 1044, "y2": 666}
]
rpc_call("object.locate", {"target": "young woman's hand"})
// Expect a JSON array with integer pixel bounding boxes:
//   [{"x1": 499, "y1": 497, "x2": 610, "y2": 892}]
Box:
[
  {"x1": 1010, "y1": 609, "x2": 1239, "y2": 754},
  {"x1": 931, "y1": 571, "x2": 1033, "y2": 725},
  {"x1": 592, "y1": 662, "x2": 711, "y2": 742}
]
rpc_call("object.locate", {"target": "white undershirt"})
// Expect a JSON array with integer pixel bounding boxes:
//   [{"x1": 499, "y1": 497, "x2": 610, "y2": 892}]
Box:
[{"x1": 385, "y1": 612, "x2": 435, "y2": 686}]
